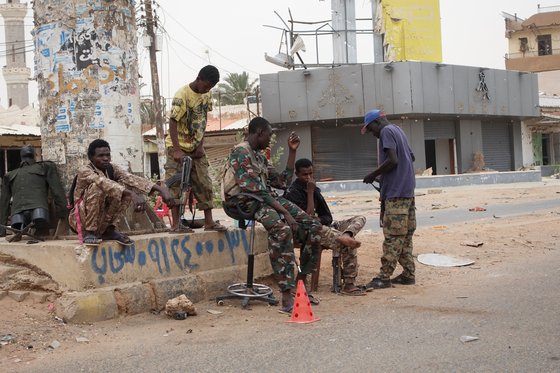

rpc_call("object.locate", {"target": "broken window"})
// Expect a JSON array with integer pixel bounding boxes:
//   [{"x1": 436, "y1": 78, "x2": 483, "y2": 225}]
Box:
[
  {"x1": 519, "y1": 37, "x2": 528, "y2": 53},
  {"x1": 537, "y1": 35, "x2": 552, "y2": 56}
]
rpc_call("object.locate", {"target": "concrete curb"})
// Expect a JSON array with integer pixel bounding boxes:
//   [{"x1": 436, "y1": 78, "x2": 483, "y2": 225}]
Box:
[{"x1": 55, "y1": 274, "x2": 206, "y2": 323}]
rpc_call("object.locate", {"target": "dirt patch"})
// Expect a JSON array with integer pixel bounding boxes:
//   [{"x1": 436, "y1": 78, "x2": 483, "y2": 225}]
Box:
[{"x1": 1, "y1": 179, "x2": 559, "y2": 370}]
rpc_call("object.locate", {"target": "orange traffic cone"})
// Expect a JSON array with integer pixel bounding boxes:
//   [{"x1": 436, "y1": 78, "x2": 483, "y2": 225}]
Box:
[{"x1": 286, "y1": 279, "x2": 320, "y2": 324}]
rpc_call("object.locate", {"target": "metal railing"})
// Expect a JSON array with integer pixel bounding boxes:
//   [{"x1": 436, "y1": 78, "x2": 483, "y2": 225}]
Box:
[
  {"x1": 538, "y1": 5, "x2": 560, "y2": 13},
  {"x1": 506, "y1": 48, "x2": 560, "y2": 59}
]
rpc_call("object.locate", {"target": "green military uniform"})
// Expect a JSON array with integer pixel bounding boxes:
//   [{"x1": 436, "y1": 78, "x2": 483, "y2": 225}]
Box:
[
  {"x1": 0, "y1": 160, "x2": 67, "y2": 235},
  {"x1": 222, "y1": 141, "x2": 322, "y2": 292}
]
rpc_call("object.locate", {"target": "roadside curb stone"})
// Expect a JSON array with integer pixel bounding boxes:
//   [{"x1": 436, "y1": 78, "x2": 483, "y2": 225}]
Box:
[
  {"x1": 55, "y1": 274, "x2": 206, "y2": 323},
  {"x1": 56, "y1": 289, "x2": 118, "y2": 323},
  {"x1": 113, "y1": 282, "x2": 155, "y2": 315},
  {"x1": 8, "y1": 290, "x2": 29, "y2": 302},
  {"x1": 149, "y1": 275, "x2": 206, "y2": 311}
]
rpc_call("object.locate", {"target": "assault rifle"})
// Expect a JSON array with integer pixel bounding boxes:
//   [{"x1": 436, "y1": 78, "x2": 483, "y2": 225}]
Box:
[{"x1": 164, "y1": 156, "x2": 194, "y2": 223}]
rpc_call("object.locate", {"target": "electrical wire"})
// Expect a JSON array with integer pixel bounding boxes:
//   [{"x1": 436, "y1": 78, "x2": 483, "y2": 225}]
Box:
[{"x1": 156, "y1": 4, "x2": 259, "y2": 76}]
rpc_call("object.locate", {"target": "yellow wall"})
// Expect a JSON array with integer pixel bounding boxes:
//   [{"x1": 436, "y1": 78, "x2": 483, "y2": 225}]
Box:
[{"x1": 382, "y1": 0, "x2": 442, "y2": 62}]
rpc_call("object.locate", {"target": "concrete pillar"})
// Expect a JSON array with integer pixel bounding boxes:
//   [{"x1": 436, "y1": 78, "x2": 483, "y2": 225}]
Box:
[
  {"x1": 0, "y1": 0, "x2": 30, "y2": 108},
  {"x1": 331, "y1": 0, "x2": 357, "y2": 64},
  {"x1": 456, "y1": 119, "x2": 483, "y2": 173},
  {"x1": 520, "y1": 120, "x2": 534, "y2": 167},
  {"x1": 32, "y1": 0, "x2": 142, "y2": 186}
]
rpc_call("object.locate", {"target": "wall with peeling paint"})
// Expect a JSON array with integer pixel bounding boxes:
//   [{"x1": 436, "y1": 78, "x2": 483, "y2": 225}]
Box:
[{"x1": 33, "y1": 0, "x2": 142, "y2": 186}]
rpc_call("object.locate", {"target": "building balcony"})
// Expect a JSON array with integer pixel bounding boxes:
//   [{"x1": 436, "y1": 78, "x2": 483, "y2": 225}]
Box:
[{"x1": 505, "y1": 49, "x2": 560, "y2": 73}]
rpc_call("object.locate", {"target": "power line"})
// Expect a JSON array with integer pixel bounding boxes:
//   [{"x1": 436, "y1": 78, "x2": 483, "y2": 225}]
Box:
[{"x1": 156, "y1": 4, "x2": 259, "y2": 76}]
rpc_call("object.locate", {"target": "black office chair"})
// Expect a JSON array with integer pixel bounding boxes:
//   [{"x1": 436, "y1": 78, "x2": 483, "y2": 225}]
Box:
[{"x1": 216, "y1": 193, "x2": 279, "y2": 308}]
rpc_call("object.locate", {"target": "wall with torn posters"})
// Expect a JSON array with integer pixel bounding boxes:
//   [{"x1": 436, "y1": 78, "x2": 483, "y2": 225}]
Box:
[
  {"x1": 32, "y1": 0, "x2": 141, "y2": 186},
  {"x1": 378, "y1": 0, "x2": 442, "y2": 63}
]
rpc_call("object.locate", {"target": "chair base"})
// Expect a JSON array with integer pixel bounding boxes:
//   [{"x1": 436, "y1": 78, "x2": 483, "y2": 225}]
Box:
[
  {"x1": 1, "y1": 223, "x2": 44, "y2": 243},
  {"x1": 216, "y1": 282, "x2": 279, "y2": 308}
]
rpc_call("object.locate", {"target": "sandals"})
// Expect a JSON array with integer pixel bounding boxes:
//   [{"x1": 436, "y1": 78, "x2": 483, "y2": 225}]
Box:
[
  {"x1": 169, "y1": 225, "x2": 194, "y2": 234},
  {"x1": 278, "y1": 304, "x2": 293, "y2": 315},
  {"x1": 307, "y1": 293, "x2": 321, "y2": 305},
  {"x1": 341, "y1": 286, "x2": 367, "y2": 296},
  {"x1": 83, "y1": 234, "x2": 102, "y2": 246},
  {"x1": 204, "y1": 222, "x2": 228, "y2": 232},
  {"x1": 101, "y1": 231, "x2": 134, "y2": 245}
]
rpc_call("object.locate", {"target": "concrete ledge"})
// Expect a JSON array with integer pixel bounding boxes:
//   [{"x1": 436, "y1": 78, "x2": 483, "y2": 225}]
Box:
[
  {"x1": 317, "y1": 170, "x2": 542, "y2": 193},
  {"x1": 0, "y1": 228, "x2": 271, "y2": 292},
  {"x1": 1, "y1": 227, "x2": 273, "y2": 323}
]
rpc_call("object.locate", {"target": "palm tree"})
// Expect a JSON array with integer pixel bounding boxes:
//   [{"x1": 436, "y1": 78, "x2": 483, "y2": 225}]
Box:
[{"x1": 217, "y1": 72, "x2": 258, "y2": 105}]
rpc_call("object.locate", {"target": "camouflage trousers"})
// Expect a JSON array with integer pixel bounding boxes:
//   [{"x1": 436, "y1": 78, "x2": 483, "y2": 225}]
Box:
[
  {"x1": 378, "y1": 197, "x2": 416, "y2": 280},
  {"x1": 254, "y1": 196, "x2": 322, "y2": 292},
  {"x1": 320, "y1": 215, "x2": 366, "y2": 284},
  {"x1": 164, "y1": 148, "x2": 214, "y2": 211},
  {"x1": 69, "y1": 182, "x2": 129, "y2": 236}
]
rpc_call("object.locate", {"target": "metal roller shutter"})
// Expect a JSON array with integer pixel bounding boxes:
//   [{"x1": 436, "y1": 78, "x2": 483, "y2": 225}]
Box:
[
  {"x1": 482, "y1": 121, "x2": 513, "y2": 171},
  {"x1": 311, "y1": 125, "x2": 378, "y2": 181},
  {"x1": 424, "y1": 121, "x2": 455, "y2": 139}
]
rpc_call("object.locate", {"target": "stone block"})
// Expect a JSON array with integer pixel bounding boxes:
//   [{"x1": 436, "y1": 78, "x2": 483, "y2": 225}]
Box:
[
  {"x1": 56, "y1": 290, "x2": 118, "y2": 323},
  {"x1": 8, "y1": 290, "x2": 29, "y2": 302},
  {"x1": 28, "y1": 291, "x2": 50, "y2": 303},
  {"x1": 0, "y1": 264, "x2": 19, "y2": 280},
  {"x1": 149, "y1": 275, "x2": 206, "y2": 311},
  {"x1": 113, "y1": 282, "x2": 155, "y2": 315}
]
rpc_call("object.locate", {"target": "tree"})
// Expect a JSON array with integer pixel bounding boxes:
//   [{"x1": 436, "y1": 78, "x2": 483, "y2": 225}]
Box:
[{"x1": 217, "y1": 72, "x2": 258, "y2": 105}]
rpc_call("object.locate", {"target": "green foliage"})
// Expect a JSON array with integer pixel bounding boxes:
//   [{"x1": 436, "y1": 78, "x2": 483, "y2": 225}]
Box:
[
  {"x1": 217, "y1": 72, "x2": 258, "y2": 105},
  {"x1": 269, "y1": 133, "x2": 284, "y2": 168}
]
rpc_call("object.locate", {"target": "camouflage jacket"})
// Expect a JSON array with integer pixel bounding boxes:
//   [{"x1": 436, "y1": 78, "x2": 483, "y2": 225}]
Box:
[
  {"x1": 73, "y1": 162, "x2": 154, "y2": 203},
  {"x1": 222, "y1": 141, "x2": 293, "y2": 206}
]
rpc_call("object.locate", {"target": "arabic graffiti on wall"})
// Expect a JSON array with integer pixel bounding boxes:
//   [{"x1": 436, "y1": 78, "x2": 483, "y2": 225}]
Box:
[{"x1": 90, "y1": 230, "x2": 251, "y2": 285}]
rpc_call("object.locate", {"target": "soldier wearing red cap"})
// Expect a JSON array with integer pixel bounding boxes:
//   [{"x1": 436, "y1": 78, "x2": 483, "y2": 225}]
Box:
[{"x1": 361, "y1": 110, "x2": 417, "y2": 289}]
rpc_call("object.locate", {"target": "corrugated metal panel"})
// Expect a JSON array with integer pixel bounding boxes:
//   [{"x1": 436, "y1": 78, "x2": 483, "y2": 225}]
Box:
[
  {"x1": 424, "y1": 121, "x2": 455, "y2": 139},
  {"x1": 206, "y1": 146, "x2": 232, "y2": 182},
  {"x1": 311, "y1": 125, "x2": 377, "y2": 181},
  {"x1": 482, "y1": 121, "x2": 513, "y2": 171}
]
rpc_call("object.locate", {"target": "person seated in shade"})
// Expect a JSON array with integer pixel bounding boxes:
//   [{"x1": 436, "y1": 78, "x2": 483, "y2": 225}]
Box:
[
  {"x1": 69, "y1": 139, "x2": 175, "y2": 246},
  {"x1": 284, "y1": 158, "x2": 366, "y2": 295}
]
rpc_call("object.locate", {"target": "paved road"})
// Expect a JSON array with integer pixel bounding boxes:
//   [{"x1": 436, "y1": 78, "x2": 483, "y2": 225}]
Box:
[
  {"x1": 13, "y1": 248, "x2": 560, "y2": 373},
  {"x1": 364, "y1": 197, "x2": 560, "y2": 231}
]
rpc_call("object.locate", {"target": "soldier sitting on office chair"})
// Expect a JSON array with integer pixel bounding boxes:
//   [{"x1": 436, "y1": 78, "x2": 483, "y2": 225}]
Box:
[{"x1": 0, "y1": 145, "x2": 67, "y2": 241}]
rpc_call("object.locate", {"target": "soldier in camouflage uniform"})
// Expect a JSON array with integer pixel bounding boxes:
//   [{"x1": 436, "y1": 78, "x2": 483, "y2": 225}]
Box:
[
  {"x1": 222, "y1": 117, "x2": 323, "y2": 312},
  {"x1": 362, "y1": 109, "x2": 417, "y2": 289},
  {"x1": 165, "y1": 65, "x2": 226, "y2": 233},
  {"x1": 284, "y1": 158, "x2": 367, "y2": 295},
  {"x1": 69, "y1": 139, "x2": 175, "y2": 246}
]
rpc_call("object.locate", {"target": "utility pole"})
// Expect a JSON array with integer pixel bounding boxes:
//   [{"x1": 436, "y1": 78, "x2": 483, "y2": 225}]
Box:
[
  {"x1": 33, "y1": 0, "x2": 143, "y2": 187},
  {"x1": 143, "y1": 0, "x2": 166, "y2": 180}
]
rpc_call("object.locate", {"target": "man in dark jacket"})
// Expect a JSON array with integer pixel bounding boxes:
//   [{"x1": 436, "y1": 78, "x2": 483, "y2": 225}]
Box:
[{"x1": 0, "y1": 145, "x2": 67, "y2": 238}]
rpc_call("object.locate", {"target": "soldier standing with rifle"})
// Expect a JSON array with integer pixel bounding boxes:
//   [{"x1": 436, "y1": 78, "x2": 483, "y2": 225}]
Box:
[{"x1": 165, "y1": 65, "x2": 226, "y2": 233}]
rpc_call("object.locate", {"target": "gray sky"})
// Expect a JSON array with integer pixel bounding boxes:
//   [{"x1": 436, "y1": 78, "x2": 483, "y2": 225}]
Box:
[{"x1": 0, "y1": 0, "x2": 552, "y2": 107}]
